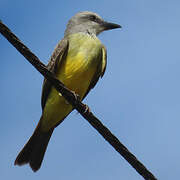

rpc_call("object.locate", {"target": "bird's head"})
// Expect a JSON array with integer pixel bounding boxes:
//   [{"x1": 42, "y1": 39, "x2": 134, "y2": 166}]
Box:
[{"x1": 65, "y1": 11, "x2": 121, "y2": 36}]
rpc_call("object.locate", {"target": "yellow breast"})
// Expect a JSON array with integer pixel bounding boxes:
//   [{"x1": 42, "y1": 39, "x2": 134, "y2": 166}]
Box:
[
  {"x1": 41, "y1": 33, "x2": 103, "y2": 131},
  {"x1": 57, "y1": 33, "x2": 102, "y2": 98}
]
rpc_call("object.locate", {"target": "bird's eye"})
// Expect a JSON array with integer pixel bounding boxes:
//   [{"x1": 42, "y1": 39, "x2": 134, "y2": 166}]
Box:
[{"x1": 89, "y1": 15, "x2": 97, "y2": 22}]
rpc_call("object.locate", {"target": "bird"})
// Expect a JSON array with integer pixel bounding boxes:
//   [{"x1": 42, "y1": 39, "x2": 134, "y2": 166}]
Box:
[{"x1": 14, "y1": 11, "x2": 121, "y2": 172}]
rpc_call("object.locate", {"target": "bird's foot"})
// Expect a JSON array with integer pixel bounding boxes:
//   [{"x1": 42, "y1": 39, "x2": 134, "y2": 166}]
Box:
[
  {"x1": 64, "y1": 91, "x2": 80, "y2": 105},
  {"x1": 83, "y1": 104, "x2": 91, "y2": 114}
]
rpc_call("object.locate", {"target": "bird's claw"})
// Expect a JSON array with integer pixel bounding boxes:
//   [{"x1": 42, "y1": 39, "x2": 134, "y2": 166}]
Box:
[{"x1": 83, "y1": 104, "x2": 90, "y2": 114}]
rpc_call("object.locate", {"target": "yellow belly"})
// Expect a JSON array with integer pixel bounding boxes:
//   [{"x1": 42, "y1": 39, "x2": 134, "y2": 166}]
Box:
[{"x1": 41, "y1": 33, "x2": 102, "y2": 131}]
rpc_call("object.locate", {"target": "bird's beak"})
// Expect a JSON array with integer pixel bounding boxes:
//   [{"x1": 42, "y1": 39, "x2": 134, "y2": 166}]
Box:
[{"x1": 102, "y1": 21, "x2": 122, "y2": 30}]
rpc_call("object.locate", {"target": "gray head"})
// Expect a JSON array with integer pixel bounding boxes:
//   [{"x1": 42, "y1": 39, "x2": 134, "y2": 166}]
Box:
[{"x1": 64, "y1": 11, "x2": 121, "y2": 37}]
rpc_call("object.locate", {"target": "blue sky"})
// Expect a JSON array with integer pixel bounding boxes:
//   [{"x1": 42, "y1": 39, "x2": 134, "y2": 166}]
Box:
[{"x1": 1, "y1": 0, "x2": 180, "y2": 179}]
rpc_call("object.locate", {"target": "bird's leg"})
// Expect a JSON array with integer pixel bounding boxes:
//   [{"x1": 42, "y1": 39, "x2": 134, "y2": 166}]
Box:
[
  {"x1": 71, "y1": 90, "x2": 80, "y2": 102},
  {"x1": 83, "y1": 104, "x2": 91, "y2": 114},
  {"x1": 64, "y1": 90, "x2": 80, "y2": 105}
]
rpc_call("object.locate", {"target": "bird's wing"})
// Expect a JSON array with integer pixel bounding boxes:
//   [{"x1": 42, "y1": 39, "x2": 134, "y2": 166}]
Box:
[
  {"x1": 82, "y1": 45, "x2": 107, "y2": 100},
  {"x1": 41, "y1": 39, "x2": 69, "y2": 110}
]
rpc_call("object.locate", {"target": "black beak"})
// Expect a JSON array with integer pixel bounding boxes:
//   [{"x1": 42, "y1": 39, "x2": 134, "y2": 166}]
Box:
[{"x1": 102, "y1": 21, "x2": 122, "y2": 30}]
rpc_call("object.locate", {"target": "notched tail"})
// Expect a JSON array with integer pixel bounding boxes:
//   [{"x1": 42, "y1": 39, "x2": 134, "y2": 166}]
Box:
[{"x1": 14, "y1": 119, "x2": 54, "y2": 172}]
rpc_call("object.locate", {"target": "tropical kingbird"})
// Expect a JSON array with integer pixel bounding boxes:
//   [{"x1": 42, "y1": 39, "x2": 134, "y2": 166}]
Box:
[{"x1": 15, "y1": 11, "x2": 121, "y2": 171}]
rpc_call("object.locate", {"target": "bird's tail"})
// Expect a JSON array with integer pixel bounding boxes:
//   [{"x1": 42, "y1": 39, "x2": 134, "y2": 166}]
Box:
[{"x1": 14, "y1": 117, "x2": 54, "y2": 172}]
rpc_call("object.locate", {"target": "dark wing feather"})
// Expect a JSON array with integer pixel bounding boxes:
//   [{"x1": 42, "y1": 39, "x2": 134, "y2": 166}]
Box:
[
  {"x1": 41, "y1": 39, "x2": 69, "y2": 110},
  {"x1": 82, "y1": 46, "x2": 107, "y2": 100}
]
